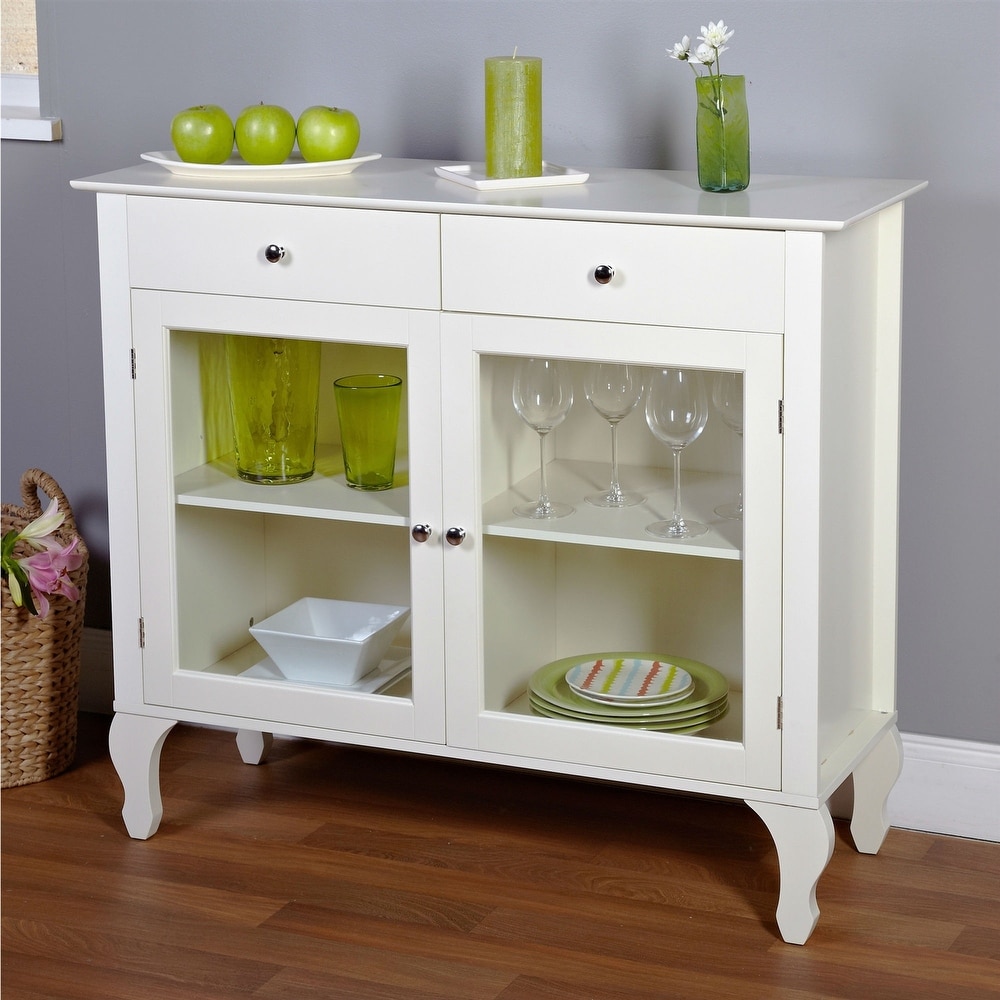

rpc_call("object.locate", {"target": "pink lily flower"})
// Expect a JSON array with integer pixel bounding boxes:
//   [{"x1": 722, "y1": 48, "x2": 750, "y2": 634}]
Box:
[{"x1": 17, "y1": 537, "x2": 84, "y2": 617}]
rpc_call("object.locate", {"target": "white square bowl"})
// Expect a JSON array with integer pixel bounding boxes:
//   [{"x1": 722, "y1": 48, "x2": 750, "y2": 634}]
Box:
[{"x1": 249, "y1": 597, "x2": 410, "y2": 685}]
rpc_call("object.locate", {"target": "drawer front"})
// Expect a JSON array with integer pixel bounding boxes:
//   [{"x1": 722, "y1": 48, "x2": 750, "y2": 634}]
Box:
[
  {"x1": 442, "y1": 215, "x2": 784, "y2": 333},
  {"x1": 127, "y1": 197, "x2": 440, "y2": 309}
]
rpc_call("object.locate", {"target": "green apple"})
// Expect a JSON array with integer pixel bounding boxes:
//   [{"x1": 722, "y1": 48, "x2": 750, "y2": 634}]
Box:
[
  {"x1": 170, "y1": 104, "x2": 234, "y2": 164},
  {"x1": 296, "y1": 105, "x2": 361, "y2": 162},
  {"x1": 235, "y1": 103, "x2": 296, "y2": 165}
]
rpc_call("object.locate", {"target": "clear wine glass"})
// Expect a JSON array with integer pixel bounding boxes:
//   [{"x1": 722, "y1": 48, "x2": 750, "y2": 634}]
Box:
[
  {"x1": 712, "y1": 371, "x2": 744, "y2": 519},
  {"x1": 512, "y1": 358, "x2": 575, "y2": 519},
  {"x1": 584, "y1": 363, "x2": 645, "y2": 508},
  {"x1": 645, "y1": 367, "x2": 709, "y2": 539}
]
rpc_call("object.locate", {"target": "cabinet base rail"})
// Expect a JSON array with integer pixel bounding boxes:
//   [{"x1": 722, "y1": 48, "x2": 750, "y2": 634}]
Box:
[{"x1": 107, "y1": 711, "x2": 902, "y2": 944}]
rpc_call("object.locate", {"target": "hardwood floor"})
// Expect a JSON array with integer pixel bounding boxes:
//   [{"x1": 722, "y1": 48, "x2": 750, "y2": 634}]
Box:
[{"x1": 3, "y1": 713, "x2": 998, "y2": 999}]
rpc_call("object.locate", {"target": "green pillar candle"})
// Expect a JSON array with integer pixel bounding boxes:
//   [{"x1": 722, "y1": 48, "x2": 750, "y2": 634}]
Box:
[{"x1": 485, "y1": 54, "x2": 542, "y2": 179}]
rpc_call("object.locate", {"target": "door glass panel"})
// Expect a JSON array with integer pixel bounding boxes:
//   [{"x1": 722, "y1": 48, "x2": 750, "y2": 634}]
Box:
[
  {"x1": 166, "y1": 328, "x2": 413, "y2": 699},
  {"x1": 479, "y1": 354, "x2": 746, "y2": 744}
]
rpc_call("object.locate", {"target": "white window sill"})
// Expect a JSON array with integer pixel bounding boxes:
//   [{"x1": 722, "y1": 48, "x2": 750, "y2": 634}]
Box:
[
  {"x1": 1, "y1": 73, "x2": 61, "y2": 141},
  {"x1": 2, "y1": 104, "x2": 61, "y2": 140}
]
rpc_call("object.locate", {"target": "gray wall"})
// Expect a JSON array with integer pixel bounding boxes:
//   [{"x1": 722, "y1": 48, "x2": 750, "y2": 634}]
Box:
[{"x1": 3, "y1": 0, "x2": 998, "y2": 744}]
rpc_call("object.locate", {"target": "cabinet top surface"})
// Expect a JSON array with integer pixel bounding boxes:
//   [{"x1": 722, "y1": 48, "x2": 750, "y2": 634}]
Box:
[{"x1": 72, "y1": 157, "x2": 925, "y2": 232}]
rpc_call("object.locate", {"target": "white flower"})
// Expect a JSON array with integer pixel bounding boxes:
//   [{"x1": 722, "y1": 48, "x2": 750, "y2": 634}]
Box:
[
  {"x1": 699, "y1": 20, "x2": 734, "y2": 49},
  {"x1": 668, "y1": 19, "x2": 736, "y2": 76},
  {"x1": 669, "y1": 36, "x2": 692, "y2": 61},
  {"x1": 17, "y1": 497, "x2": 66, "y2": 550},
  {"x1": 692, "y1": 43, "x2": 717, "y2": 68}
]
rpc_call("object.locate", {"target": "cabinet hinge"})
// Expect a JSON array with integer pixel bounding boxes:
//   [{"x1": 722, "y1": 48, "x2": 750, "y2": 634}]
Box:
[
  {"x1": 776, "y1": 695, "x2": 783, "y2": 730},
  {"x1": 130, "y1": 348, "x2": 137, "y2": 380},
  {"x1": 777, "y1": 399, "x2": 784, "y2": 434},
  {"x1": 138, "y1": 616, "x2": 145, "y2": 648}
]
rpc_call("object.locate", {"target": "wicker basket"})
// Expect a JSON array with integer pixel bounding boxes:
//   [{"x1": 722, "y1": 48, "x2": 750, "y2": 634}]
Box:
[{"x1": 2, "y1": 469, "x2": 88, "y2": 788}]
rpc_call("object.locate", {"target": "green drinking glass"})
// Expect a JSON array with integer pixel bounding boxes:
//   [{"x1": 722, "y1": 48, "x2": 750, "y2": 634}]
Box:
[{"x1": 333, "y1": 374, "x2": 403, "y2": 491}]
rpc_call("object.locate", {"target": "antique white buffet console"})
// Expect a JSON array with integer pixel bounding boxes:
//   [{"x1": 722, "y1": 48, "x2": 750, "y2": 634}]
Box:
[{"x1": 73, "y1": 159, "x2": 925, "y2": 943}]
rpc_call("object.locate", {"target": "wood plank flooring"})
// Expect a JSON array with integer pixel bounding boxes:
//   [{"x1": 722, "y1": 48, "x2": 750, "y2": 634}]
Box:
[{"x1": 3, "y1": 713, "x2": 998, "y2": 999}]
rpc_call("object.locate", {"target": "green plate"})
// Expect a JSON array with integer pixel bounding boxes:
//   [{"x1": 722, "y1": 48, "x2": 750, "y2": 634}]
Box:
[
  {"x1": 528, "y1": 691, "x2": 728, "y2": 724},
  {"x1": 529, "y1": 695, "x2": 730, "y2": 733},
  {"x1": 528, "y1": 651, "x2": 730, "y2": 720}
]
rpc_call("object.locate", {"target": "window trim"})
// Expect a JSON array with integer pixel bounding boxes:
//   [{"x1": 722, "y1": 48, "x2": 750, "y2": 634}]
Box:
[{"x1": 2, "y1": 73, "x2": 61, "y2": 141}]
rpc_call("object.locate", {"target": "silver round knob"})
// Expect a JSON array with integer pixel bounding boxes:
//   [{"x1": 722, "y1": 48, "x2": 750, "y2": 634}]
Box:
[
  {"x1": 445, "y1": 527, "x2": 466, "y2": 546},
  {"x1": 594, "y1": 264, "x2": 615, "y2": 285},
  {"x1": 264, "y1": 244, "x2": 286, "y2": 263},
  {"x1": 411, "y1": 524, "x2": 432, "y2": 543}
]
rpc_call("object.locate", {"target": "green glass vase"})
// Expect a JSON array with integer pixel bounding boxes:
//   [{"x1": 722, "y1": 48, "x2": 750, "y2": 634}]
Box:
[
  {"x1": 225, "y1": 335, "x2": 321, "y2": 485},
  {"x1": 695, "y1": 74, "x2": 750, "y2": 193}
]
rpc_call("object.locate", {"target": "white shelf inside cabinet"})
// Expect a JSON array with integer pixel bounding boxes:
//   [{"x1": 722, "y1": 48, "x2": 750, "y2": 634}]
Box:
[
  {"x1": 193, "y1": 640, "x2": 414, "y2": 699},
  {"x1": 482, "y1": 460, "x2": 742, "y2": 557},
  {"x1": 175, "y1": 448, "x2": 410, "y2": 525}
]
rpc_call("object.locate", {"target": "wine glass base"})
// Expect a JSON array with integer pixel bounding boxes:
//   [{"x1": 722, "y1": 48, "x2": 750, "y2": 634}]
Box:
[
  {"x1": 645, "y1": 519, "x2": 709, "y2": 540},
  {"x1": 714, "y1": 502, "x2": 743, "y2": 520},
  {"x1": 585, "y1": 491, "x2": 645, "y2": 509},
  {"x1": 513, "y1": 500, "x2": 575, "y2": 519}
]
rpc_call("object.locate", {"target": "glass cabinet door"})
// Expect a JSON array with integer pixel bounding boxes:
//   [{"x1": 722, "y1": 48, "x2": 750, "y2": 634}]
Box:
[
  {"x1": 130, "y1": 290, "x2": 445, "y2": 743},
  {"x1": 442, "y1": 314, "x2": 783, "y2": 789}
]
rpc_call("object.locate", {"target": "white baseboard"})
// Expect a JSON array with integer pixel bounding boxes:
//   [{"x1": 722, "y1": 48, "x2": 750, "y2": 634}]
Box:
[
  {"x1": 888, "y1": 732, "x2": 1000, "y2": 842},
  {"x1": 78, "y1": 628, "x2": 999, "y2": 841}
]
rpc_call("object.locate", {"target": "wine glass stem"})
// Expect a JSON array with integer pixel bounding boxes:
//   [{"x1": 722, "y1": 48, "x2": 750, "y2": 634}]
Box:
[
  {"x1": 671, "y1": 446, "x2": 684, "y2": 526},
  {"x1": 536, "y1": 431, "x2": 551, "y2": 511},
  {"x1": 608, "y1": 422, "x2": 623, "y2": 499}
]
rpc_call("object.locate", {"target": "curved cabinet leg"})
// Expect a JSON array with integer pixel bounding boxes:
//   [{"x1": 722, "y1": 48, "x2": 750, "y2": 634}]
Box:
[
  {"x1": 850, "y1": 725, "x2": 903, "y2": 854},
  {"x1": 236, "y1": 729, "x2": 273, "y2": 765},
  {"x1": 747, "y1": 800, "x2": 835, "y2": 945},
  {"x1": 108, "y1": 713, "x2": 177, "y2": 840}
]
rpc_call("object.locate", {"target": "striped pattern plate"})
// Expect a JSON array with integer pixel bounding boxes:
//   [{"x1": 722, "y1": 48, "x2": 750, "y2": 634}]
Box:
[{"x1": 565, "y1": 657, "x2": 693, "y2": 705}]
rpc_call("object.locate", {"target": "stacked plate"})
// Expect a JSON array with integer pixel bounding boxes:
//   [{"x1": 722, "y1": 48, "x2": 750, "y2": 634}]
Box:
[{"x1": 528, "y1": 652, "x2": 729, "y2": 733}]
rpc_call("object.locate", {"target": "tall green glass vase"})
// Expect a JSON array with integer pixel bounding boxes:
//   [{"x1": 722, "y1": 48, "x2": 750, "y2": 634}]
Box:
[
  {"x1": 695, "y1": 74, "x2": 750, "y2": 193},
  {"x1": 225, "y1": 335, "x2": 321, "y2": 485}
]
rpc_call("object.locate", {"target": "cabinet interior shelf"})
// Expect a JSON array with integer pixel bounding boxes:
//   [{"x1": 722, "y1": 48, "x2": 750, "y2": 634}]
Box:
[
  {"x1": 176, "y1": 454, "x2": 743, "y2": 558},
  {"x1": 174, "y1": 447, "x2": 409, "y2": 525},
  {"x1": 185, "y1": 639, "x2": 414, "y2": 700},
  {"x1": 188, "y1": 639, "x2": 742, "y2": 744},
  {"x1": 483, "y1": 460, "x2": 743, "y2": 558}
]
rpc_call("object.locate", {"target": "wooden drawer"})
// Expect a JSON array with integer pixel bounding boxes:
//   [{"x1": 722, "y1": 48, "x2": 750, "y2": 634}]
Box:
[
  {"x1": 127, "y1": 197, "x2": 440, "y2": 309},
  {"x1": 442, "y1": 215, "x2": 784, "y2": 333}
]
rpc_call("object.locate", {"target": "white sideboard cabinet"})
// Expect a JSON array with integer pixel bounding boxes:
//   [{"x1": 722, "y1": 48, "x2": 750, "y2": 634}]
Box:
[{"x1": 73, "y1": 160, "x2": 925, "y2": 944}]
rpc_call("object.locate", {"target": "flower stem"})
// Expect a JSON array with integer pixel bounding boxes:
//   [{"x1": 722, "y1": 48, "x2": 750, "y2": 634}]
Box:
[{"x1": 712, "y1": 73, "x2": 728, "y2": 188}]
